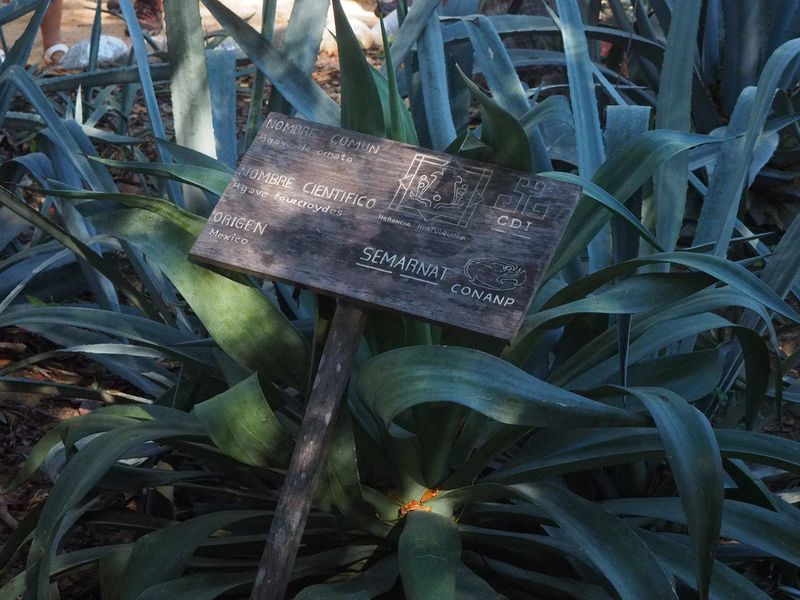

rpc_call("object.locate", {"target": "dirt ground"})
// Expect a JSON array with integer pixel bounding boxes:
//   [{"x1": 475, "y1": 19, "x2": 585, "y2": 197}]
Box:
[{"x1": 4, "y1": 0, "x2": 268, "y2": 62}]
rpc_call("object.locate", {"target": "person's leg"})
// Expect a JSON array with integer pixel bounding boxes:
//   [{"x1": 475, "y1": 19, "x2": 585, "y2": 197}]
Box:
[{"x1": 41, "y1": 0, "x2": 68, "y2": 63}]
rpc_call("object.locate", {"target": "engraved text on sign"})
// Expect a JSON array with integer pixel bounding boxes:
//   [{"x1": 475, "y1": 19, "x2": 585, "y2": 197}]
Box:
[{"x1": 189, "y1": 113, "x2": 581, "y2": 341}]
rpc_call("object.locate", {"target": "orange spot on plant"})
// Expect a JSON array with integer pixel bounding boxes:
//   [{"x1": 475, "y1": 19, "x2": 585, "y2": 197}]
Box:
[
  {"x1": 399, "y1": 500, "x2": 431, "y2": 516},
  {"x1": 420, "y1": 488, "x2": 440, "y2": 503},
  {"x1": 398, "y1": 489, "x2": 440, "y2": 517}
]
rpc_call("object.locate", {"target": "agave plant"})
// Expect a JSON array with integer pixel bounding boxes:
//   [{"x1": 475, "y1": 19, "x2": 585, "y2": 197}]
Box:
[{"x1": 1, "y1": 0, "x2": 800, "y2": 599}]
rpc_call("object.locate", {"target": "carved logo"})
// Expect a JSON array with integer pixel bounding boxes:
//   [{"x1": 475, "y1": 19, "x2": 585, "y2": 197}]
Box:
[
  {"x1": 464, "y1": 258, "x2": 527, "y2": 291},
  {"x1": 390, "y1": 154, "x2": 492, "y2": 228},
  {"x1": 494, "y1": 177, "x2": 550, "y2": 220}
]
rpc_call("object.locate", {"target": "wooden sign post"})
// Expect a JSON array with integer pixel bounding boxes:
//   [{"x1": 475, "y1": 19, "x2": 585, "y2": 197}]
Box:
[{"x1": 190, "y1": 113, "x2": 580, "y2": 599}]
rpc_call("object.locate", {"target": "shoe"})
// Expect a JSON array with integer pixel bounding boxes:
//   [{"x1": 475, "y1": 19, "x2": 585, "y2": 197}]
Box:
[{"x1": 44, "y1": 43, "x2": 69, "y2": 65}]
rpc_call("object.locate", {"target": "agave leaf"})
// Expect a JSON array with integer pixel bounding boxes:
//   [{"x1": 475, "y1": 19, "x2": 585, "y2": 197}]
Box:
[
  {"x1": 713, "y1": 38, "x2": 800, "y2": 254},
  {"x1": 459, "y1": 524, "x2": 585, "y2": 565},
  {"x1": 201, "y1": 0, "x2": 340, "y2": 125},
  {"x1": 0, "y1": 0, "x2": 47, "y2": 89},
  {"x1": 295, "y1": 554, "x2": 399, "y2": 599},
  {"x1": 243, "y1": 0, "x2": 275, "y2": 149},
  {"x1": 292, "y1": 545, "x2": 382, "y2": 581},
  {"x1": 38, "y1": 142, "x2": 120, "y2": 313},
  {"x1": 87, "y1": 207, "x2": 310, "y2": 388},
  {"x1": 457, "y1": 16, "x2": 532, "y2": 117},
  {"x1": 605, "y1": 105, "x2": 651, "y2": 385},
  {"x1": 0, "y1": 186, "x2": 156, "y2": 317},
  {"x1": 332, "y1": 0, "x2": 385, "y2": 137},
  {"x1": 550, "y1": 287, "x2": 777, "y2": 389},
  {"x1": 521, "y1": 95, "x2": 574, "y2": 130},
  {"x1": 379, "y1": 18, "x2": 419, "y2": 145},
  {"x1": 620, "y1": 348, "x2": 726, "y2": 401},
  {"x1": 545, "y1": 131, "x2": 723, "y2": 277},
  {"x1": 541, "y1": 171, "x2": 663, "y2": 251},
  {"x1": 694, "y1": 88, "x2": 756, "y2": 253},
  {"x1": 506, "y1": 278, "x2": 716, "y2": 371},
  {"x1": 87, "y1": 157, "x2": 231, "y2": 197},
  {"x1": 723, "y1": 459, "x2": 799, "y2": 521},
  {"x1": 358, "y1": 346, "x2": 648, "y2": 428},
  {"x1": 317, "y1": 410, "x2": 392, "y2": 536},
  {"x1": 564, "y1": 314, "x2": 769, "y2": 405},
  {"x1": 514, "y1": 483, "x2": 679, "y2": 600},
  {"x1": 118, "y1": 0, "x2": 167, "y2": 142},
  {"x1": 490, "y1": 426, "x2": 800, "y2": 485},
  {"x1": 620, "y1": 387, "x2": 722, "y2": 599},
  {"x1": 441, "y1": 15, "x2": 664, "y2": 64},
  {"x1": 720, "y1": 1, "x2": 765, "y2": 112},
  {"x1": 209, "y1": 50, "x2": 241, "y2": 183},
  {"x1": 639, "y1": 531, "x2": 771, "y2": 600},
  {"x1": 456, "y1": 67, "x2": 530, "y2": 170},
  {"x1": 512, "y1": 272, "x2": 710, "y2": 343},
  {"x1": 0, "y1": 305, "x2": 197, "y2": 349},
  {"x1": 651, "y1": 0, "x2": 702, "y2": 254},
  {"x1": 0, "y1": 247, "x2": 71, "y2": 313},
  {"x1": 156, "y1": 140, "x2": 234, "y2": 175},
  {"x1": 266, "y1": 0, "x2": 331, "y2": 116},
  {"x1": 0, "y1": 0, "x2": 41, "y2": 26},
  {"x1": 134, "y1": 572, "x2": 255, "y2": 600},
  {"x1": 399, "y1": 511, "x2": 461, "y2": 600},
  {"x1": 0, "y1": 545, "x2": 126, "y2": 600},
  {"x1": 163, "y1": 1, "x2": 218, "y2": 167},
  {"x1": 86, "y1": 0, "x2": 103, "y2": 76},
  {"x1": 118, "y1": 511, "x2": 266, "y2": 600},
  {"x1": 761, "y1": 202, "x2": 800, "y2": 300},
  {"x1": 97, "y1": 544, "x2": 134, "y2": 600},
  {"x1": 0, "y1": 67, "x2": 103, "y2": 189},
  {"x1": 5, "y1": 329, "x2": 180, "y2": 396},
  {"x1": 0, "y1": 377, "x2": 145, "y2": 410},
  {"x1": 463, "y1": 553, "x2": 612, "y2": 599},
  {"x1": 43, "y1": 187, "x2": 205, "y2": 236},
  {"x1": 552, "y1": 0, "x2": 605, "y2": 179},
  {"x1": 386, "y1": 0, "x2": 444, "y2": 76},
  {"x1": 24, "y1": 422, "x2": 205, "y2": 600},
  {"x1": 417, "y1": 10, "x2": 456, "y2": 149},
  {"x1": 453, "y1": 563, "x2": 502, "y2": 598},
  {"x1": 456, "y1": 15, "x2": 549, "y2": 171},
  {"x1": 603, "y1": 497, "x2": 800, "y2": 568},
  {"x1": 551, "y1": 251, "x2": 800, "y2": 322},
  {"x1": 117, "y1": 0, "x2": 182, "y2": 205},
  {"x1": 0, "y1": 503, "x2": 41, "y2": 577},
  {"x1": 193, "y1": 374, "x2": 292, "y2": 467}
]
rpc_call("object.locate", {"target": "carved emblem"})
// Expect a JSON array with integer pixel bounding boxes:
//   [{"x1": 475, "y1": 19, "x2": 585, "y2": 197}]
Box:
[
  {"x1": 390, "y1": 154, "x2": 492, "y2": 228},
  {"x1": 464, "y1": 258, "x2": 527, "y2": 291}
]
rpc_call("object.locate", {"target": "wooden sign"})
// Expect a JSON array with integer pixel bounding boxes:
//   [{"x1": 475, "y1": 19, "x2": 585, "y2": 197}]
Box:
[
  {"x1": 190, "y1": 113, "x2": 580, "y2": 341},
  {"x1": 190, "y1": 114, "x2": 581, "y2": 600}
]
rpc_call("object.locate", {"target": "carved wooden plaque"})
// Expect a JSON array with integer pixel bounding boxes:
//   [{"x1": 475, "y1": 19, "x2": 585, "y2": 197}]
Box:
[{"x1": 190, "y1": 113, "x2": 580, "y2": 340}]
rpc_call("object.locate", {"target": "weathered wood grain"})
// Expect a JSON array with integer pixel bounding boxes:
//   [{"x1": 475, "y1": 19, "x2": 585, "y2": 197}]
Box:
[
  {"x1": 190, "y1": 113, "x2": 580, "y2": 341},
  {"x1": 249, "y1": 302, "x2": 367, "y2": 600}
]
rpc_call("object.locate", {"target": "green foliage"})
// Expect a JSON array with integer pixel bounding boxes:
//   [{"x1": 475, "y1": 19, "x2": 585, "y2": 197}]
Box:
[{"x1": 1, "y1": 1, "x2": 800, "y2": 599}]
